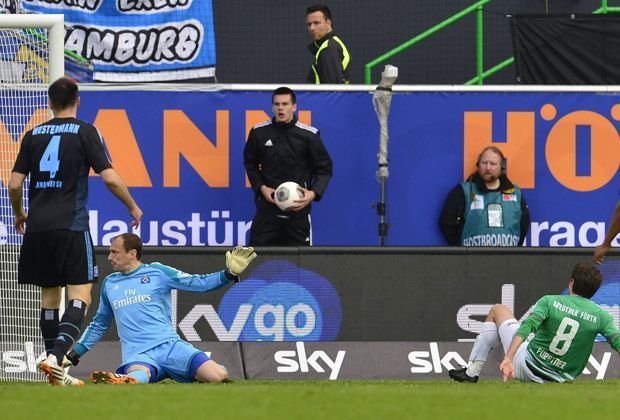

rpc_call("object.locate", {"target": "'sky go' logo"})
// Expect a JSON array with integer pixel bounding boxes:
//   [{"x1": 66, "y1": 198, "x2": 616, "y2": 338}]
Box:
[{"x1": 217, "y1": 260, "x2": 342, "y2": 341}]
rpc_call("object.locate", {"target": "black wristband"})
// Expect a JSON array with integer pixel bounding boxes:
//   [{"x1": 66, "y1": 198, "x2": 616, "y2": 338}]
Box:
[
  {"x1": 66, "y1": 350, "x2": 80, "y2": 366},
  {"x1": 224, "y1": 269, "x2": 239, "y2": 283}
]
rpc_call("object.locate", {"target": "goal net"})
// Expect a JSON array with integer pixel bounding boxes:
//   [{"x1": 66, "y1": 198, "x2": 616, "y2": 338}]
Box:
[{"x1": 0, "y1": 14, "x2": 63, "y2": 382}]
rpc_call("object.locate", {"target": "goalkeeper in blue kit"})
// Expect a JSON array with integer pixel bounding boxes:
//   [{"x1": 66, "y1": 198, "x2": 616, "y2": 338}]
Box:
[
  {"x1": 66, "y1": 233, "x2": 256, "y2": 384},
  {"x1": 449, "y1": 262, "x2": 620, "y2": 383}
]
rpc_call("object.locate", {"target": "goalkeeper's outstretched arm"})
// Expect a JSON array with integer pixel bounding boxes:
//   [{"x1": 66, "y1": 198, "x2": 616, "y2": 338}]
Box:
[{"x1": 155, "y1": 247, "x2": 258, "y2": 293}]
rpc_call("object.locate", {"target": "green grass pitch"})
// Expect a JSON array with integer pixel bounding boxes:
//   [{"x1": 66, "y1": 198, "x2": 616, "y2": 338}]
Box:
[{"x1": 1, "y1": 379, "x2": 618, "y2": 419}]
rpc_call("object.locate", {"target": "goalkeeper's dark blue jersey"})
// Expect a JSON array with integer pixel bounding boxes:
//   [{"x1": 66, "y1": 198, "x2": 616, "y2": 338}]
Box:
[{"x1": 74, "y1": 263, "x2": 230, "y2": 363}]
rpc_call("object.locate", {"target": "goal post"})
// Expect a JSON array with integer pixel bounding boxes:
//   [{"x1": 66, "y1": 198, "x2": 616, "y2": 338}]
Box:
[
  {"x1": 0, "y1": 14, "x2": 64, "y2": 84},
  {"x1": 0, "y1": 13, "x2": 64, "y2": 382}
]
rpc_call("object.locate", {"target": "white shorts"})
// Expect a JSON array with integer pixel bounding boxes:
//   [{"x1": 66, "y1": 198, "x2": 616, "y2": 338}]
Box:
[{"x1": 498, "y1": 319, "x2": 545, "y2": 384}]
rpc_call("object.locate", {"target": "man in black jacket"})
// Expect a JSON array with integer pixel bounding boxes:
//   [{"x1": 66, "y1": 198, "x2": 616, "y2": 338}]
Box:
[
  {"x1": 306, "y1": 4, "x2": 351, "y2": 84},
  {"x1": 243, "y1": 87, "x2": 333, "y2": 246}
]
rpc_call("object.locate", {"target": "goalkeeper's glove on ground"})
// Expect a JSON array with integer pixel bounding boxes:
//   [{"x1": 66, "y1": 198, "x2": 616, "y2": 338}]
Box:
[{"x1": 225, "y1": 246, "x2": 257, "y2": 281}]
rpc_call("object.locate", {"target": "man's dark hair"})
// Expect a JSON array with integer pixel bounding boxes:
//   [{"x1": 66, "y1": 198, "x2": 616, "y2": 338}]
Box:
[
  {"x1": 272, "y1": 86, "x2": 296, "y2": 104},
  {"x1": 118, "y1": 233, "x2": 143, "y2": 260},
  {"x1": 306, "y1": 4, "x2": 332, "y2": 21},
  {"x1": 48, "y1": 77, "x2": 79, "y2": 111},
  {"x1": 570, "y1": 261, "x2": 602, "y2": 299}
]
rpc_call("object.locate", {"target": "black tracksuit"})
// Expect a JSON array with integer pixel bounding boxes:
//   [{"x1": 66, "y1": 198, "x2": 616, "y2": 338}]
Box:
[{"x1": 243, "y1": 117, "x2": 333, "y2": 245}]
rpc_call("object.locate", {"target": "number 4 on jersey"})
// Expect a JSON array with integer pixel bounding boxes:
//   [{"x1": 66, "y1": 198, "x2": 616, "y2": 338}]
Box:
[{"x1": 39, "y1": 135, "x2": 61, "y2": 179}]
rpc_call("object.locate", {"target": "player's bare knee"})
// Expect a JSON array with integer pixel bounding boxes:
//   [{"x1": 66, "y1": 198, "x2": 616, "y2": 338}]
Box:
[
  {"x1": 486, "y1": 303, "x2": 503, "y2": 320},
  {"x1": 127, "y1": 365, "x2": 151, "y2": 379},
  {"x1": 488, "y1": 303, "x2": 514, "y2": 321},
  {"x1": 218, "y1": 366, "x2": 229, "y2": 382},
  {"x1": 208, "y1": 364, "x2": 228, "y2": 383},
  {"x1": 489, "y1": 304, "x2": 518, "y2": 328},
  {"x1": 213, "y1": 369, "x2": 228, "y2": 383},
  {"x1": 196, "y1": 361, "x2": 228, "y2": 383}
]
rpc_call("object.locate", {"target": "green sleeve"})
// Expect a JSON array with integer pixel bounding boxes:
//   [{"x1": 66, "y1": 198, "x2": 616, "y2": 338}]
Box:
[
  {"x1": 599, "y1": 311, "x2": 620, "y2": 354},
  {"x1": 515, "y1": 296, "x2": 549, "y2": 340}
]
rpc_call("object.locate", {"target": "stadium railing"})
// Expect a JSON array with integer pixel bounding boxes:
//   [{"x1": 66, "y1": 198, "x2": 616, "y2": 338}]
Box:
[{"x1": 364, "y1": 0, "x2": 620, "y2": 86}]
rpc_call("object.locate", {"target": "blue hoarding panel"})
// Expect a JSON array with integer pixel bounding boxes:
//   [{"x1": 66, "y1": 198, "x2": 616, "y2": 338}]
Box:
[{"x1": 2, "y1": 89, "x2": 618, "y2": 246}]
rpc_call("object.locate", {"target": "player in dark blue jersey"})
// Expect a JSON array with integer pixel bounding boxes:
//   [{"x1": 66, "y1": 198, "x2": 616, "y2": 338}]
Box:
[
  {"x1": 68, "y1": 233, "x2": 257, "y2": 384},
  {"x1": 8, "y1": 77, "x2": 143, "y2": 386}
]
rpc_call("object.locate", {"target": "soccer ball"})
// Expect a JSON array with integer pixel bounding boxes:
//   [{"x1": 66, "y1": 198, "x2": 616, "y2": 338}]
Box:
[{"x1": 274, "y1": 182, "x2": 304, "y2": 211}]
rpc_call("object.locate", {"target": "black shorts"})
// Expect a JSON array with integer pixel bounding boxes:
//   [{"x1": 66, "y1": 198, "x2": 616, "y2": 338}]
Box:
[
  {"x1": 18, "y1": 230, "x2": 98, "y2": 287},
  {"x1": 249, "y1": 211, "x2": 311, "y2": 246}
]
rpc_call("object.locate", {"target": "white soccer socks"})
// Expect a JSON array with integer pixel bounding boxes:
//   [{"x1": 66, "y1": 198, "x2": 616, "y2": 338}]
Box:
[{"x1": 466, "y1": 321, "x2": 499, "y2": 377}]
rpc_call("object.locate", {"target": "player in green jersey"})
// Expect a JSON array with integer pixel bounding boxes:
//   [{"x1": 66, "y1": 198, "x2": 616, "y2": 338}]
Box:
[{"x1": 449, "y1": 262, "x2": 620, "y2": 383}]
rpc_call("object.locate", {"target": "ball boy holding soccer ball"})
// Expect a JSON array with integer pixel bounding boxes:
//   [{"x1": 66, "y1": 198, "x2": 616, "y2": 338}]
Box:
[{"x1": 243, "y1": 87, "x2": 333, "y2": 246}]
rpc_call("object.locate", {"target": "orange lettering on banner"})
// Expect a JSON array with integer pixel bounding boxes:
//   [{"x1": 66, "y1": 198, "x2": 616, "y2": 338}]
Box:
[
  {"x1": 92, "y1": 110, "x2": 152, "y2": 187},
  {"x1": 243, "y1": 110, "x2": 312, "y2": 187},
  {"x1": 545, "y1": 109, "x2": 620, "y2": 192},
  {"x1": 464, "y1": 111, "x2": 535, "y2": 188},
  {"x1": 298, "y1": 111, "x2": 312, "y2": 126},
  {"x1": 164, "y1": 110, "x2": 229, "y2": 187},
  {"x1": 245, "y1": 111, "x2": 270, "y2": 141},
  {"x1": 0, "y1": 109, "x2": 48, "y2": 187}
]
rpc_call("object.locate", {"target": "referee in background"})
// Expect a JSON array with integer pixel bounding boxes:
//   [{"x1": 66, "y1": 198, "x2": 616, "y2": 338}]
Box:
[{"x1": 8, "y1": 77, "x2": 143, "y2": 386}]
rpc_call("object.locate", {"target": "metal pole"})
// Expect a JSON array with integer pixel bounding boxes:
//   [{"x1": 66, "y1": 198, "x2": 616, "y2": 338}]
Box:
[
  {"x1": 372, "y1": 65, "x2": 398, "y2": 245},
  {"x1": 476, "y1": 6, "x2": 484, "y2": 85},
  {"x1": 464, "y1": 57, "x2": 514, "y2": 85},
  {"x1": 378, "y1": 179, "x2": 387, "y2": 246}
]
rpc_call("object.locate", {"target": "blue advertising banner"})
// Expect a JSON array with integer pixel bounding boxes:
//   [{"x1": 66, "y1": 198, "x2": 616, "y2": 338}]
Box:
[
  {"x1": 21, "y1": 0, "x2": 216, "y2": 81},
  {"x1": 1, "y1": 89, "x2": 619, "y2": 246}
]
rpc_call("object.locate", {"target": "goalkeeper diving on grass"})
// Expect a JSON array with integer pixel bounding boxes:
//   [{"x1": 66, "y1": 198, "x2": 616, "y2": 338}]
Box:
[{"x1": 60, "y1": 233, "x2": 256, "y2": 385}]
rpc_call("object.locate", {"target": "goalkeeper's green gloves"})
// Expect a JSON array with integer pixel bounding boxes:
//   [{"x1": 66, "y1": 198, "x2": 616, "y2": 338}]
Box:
[{"x1": 225, "y1": 246, "x2": 257, "y2": 281}]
